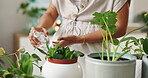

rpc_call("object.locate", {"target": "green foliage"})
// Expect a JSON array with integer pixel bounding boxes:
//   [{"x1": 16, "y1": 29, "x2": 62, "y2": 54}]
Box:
[
  {"x1": 37, "y1": 44, "x2": 84, "y2": 60},
  {"x1": 0, "y1": 48, "x2": 43, "y2": 78},
  {"x1": 91, "y1": 11, "x2": 148, "y2": 61},
  {"x1": 91, "y1": 11, "x2": 117, "y2": 34},
  {"x1": 18, "y1": 0, "x2": 47, "y2": 18}
]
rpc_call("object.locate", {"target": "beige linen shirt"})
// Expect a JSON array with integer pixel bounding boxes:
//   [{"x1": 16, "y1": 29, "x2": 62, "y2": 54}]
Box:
[{"x1": 49, "y1": 0, "x2": 128, "y2": 78}]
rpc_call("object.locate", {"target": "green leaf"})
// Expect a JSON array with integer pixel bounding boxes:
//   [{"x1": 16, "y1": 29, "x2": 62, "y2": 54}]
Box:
[
  {"x1": 46, "y1": 40, "x2": 50, "y2": 51},
  {"x1": 18, "y1": 48, "x2": 25, "y2": 53},
  {"x1": 37, "y1": 48, "x2": 47, "y2": 55},
  {"x1": 0, "y1": 65, "x2": 6, "y2": 76},
  {"x1": 48, "y1": 48, "x2": 55, "y2": 57},
  {"x1": 120, "y1": 37, "x2": 137, "y2": 43},
  {"x1": 122, "y1": 46, "x2": 132, "y2": 52},
  {"x1": 143, "y1": 38, "x2": 148, "y2": 54},
  {"x1": 53, "y1": 54, "x2": 64, "y2": 59},
  {"x1": 32, "y1": 54, "x2": 41, "y2": 63},
  {"x1": 134, "y1": 49, "x2": 143, "y2": 53},
  {"x1": 20, "y1": 3, "x2": 29, "y2": 9},
  {"x1": 111, "y1": 38, "x2": 119, "y2": 45},
  {"x1": 73, "y1": 51, "x2": 84, "y2": 58},
  {"x1": 0, "y1": 48, "x2": 5, "y2": 55},
  {"x1": 125, "y1": 40, "x2": 130, "y2": 47},
  {"x1": 20, "y1": 61, "x2": 33, "y2": 75}
]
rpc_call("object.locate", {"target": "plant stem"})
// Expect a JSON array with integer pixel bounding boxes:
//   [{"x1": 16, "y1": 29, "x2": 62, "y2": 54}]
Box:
[
  {"x1": 114, "y1": 50, "x2": 129, "y2": 61},
  {"x1": 102, "y1": 18, "x2": 116, "y2": 61},
  {"x1": 99, "y1": 30, "x2": 106, "y2": 60}
]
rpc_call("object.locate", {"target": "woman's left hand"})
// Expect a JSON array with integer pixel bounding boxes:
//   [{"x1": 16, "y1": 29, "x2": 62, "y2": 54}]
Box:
[{"x1": 52, "y1": 35, "x2": 83, "y2": 47}]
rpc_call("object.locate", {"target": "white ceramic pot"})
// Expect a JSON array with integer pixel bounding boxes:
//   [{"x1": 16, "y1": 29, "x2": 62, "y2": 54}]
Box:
[
  {"x1": 135, "y1": 60, "x2": 142, "y2": 78},
  {"x1": 85, "y1": 52, "x2": 136, "y2": 78},
  {"x1": 42, "y1": 58, "x2": 83, "y2": 78}
]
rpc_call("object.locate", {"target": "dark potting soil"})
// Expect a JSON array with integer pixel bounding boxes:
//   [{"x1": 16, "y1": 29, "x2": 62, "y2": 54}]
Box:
[{"x1": 92, "y1": 56, "x2": 129, "y2": 61}]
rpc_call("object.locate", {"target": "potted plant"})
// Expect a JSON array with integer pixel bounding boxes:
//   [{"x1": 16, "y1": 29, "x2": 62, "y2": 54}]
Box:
[
  {"x1": 142, "y1": 37, "x2": 148, "y2": 78},
  {"x1": 125, "y1": 13, "x2": 148, "y2": 78},
  {"x1": 36, "y1": 43, "x2": 84, "y2": 78},
  {"x1": 84, "y1": 10, "x2": 148, "y2": 78},
  {"x1": 0, "y1": 48, "x2": 43, "y2": 78}
]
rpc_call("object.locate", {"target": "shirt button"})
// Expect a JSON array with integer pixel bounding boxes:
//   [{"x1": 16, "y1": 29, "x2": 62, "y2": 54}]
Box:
[
  {"x1": 80, "y1": 4, "x2": 84, "y2": 8},
  {"x1": 73, "y1": 14, "x2": 78, "y2": 17}
]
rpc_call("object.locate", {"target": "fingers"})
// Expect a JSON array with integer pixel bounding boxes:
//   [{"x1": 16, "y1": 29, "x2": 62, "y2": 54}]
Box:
[{"x1": 29, "y1": 27, "x2": 43, "y2": 48}]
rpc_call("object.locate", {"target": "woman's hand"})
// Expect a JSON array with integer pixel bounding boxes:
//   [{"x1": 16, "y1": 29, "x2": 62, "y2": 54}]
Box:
[
  {"x1": 29, "y1": 27, "x2": 48, "y2": 48},
  {"x1": 53, "y1": 35, "x2": 84, "y2": 47}
]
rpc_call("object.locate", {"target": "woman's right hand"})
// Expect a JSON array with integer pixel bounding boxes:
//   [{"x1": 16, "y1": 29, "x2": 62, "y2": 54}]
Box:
[{"x1": 29, "y1": 27, "x2": 48, "y2": 48}]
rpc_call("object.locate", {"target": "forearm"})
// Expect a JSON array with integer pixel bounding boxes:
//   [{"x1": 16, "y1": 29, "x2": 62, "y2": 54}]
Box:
[
  {"x1": 77, "y1": 27, "x2": 127, "y2": 44},
  {"x1": 37, "y1": 2, "x2": 58, "y2": 30},
  {"x1": 37, "y1": 13, "x2": 57, "y2": 30}
]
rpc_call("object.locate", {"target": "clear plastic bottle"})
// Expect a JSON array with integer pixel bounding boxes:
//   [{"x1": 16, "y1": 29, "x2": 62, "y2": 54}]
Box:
[{"x1": 33, "y1": 31, "x2": 49, "y2": 51}]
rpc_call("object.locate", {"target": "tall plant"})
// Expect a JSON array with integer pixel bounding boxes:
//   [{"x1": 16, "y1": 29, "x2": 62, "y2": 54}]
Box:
[{"x1": 91, "y1": 11, "x2": 148, "y2": 61}]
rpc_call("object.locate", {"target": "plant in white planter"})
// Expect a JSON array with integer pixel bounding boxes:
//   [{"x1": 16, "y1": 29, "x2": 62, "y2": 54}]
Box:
[
  {"x1": 84, "y1": 10, "x2": 148, "y2": 78},
  {"x1": 37, "y1": 44, "x2": 84, "y2": 78},
  {"x1": 85, "y1": 10, "x2": 148, "y2": 78},
  {"x1": 0, "y1": 48, "x2": 43, "y2": 78}
]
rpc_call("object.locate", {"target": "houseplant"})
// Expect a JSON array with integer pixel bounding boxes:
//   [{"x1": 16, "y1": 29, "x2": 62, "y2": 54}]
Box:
[
  {"x1": 0, "y1": 48, "x2": 43, "y2": 78},
  {"x1": 84, "y1": 10, "x2": 146, "y2": 78},
  {"x1": 85, "y1": 10, "x2": 148, "y2": 78},
  {"x1": 37, "y1": 43, "x2": 84, "y2": 78}
]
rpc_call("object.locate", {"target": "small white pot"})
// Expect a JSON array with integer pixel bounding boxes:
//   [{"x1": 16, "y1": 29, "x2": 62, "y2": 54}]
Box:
[
  {"x1": 42, "y1": 58, "x2": 83, "y2": 78},
  {"x1": 142, "y1": 55, "x2": 148, "y2": 78},
  {"x1": 135, "y1": 60, "x2": 142, "y2": 78},
  {"x1": 85, "y1": 52, "x2": 136, "y2": 78}
]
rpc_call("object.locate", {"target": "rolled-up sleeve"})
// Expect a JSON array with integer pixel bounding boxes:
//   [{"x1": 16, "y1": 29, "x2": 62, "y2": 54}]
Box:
[{"x1": 113, "y1": 0, "x2": 128, "y2": 12}]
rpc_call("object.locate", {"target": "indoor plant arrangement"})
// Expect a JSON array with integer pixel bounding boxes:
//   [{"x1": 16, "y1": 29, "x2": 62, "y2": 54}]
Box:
[
  {"x1": 37, "y1": 43, "x2": 84, "y2": 78},
  {"x1": 0, "y1": 48, "x2": 43, "y2": 78},
  {"x1": 85, "y1": 11, "x2": 148, "y2": 78}
]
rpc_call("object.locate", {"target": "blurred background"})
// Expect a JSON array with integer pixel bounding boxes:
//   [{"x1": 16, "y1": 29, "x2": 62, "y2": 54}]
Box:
[{"x1": 0, "y1": 0, "x2": 148, "y2": 74}]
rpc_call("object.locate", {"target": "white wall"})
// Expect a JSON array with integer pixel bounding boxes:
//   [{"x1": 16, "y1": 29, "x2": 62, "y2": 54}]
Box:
[{"x1": 0, "y1": 0, "x2": 28, "y2": 67}]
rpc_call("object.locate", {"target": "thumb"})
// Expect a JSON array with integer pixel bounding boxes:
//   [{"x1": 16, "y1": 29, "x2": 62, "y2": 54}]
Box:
[{"x1": 42, "y1": 28, "x2": 48, "y2": 36}]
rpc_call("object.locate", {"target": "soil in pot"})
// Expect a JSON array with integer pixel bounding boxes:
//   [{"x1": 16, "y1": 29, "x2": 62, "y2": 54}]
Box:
[{"x1": 92, "y1": 56, "x2": 129, "y2": 61}]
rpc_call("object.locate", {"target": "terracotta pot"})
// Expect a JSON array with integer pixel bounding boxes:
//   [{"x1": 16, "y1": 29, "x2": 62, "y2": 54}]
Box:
[
  {"x1": 48, "y1": 58, "x2": 77, "y2": 64},
  {"x1": 42, "y1": 58, "x2": 83, "y2": 78}
]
